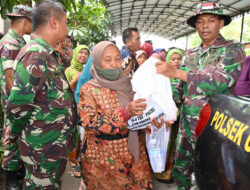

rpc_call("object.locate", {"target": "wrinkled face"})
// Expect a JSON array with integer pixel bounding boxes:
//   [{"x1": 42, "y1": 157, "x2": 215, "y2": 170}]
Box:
[
  {"x1": 24, "y1": 18, "x2": 32, "y2": 35},
  {"x1": 195, "y1": 14, "x2": 224, "y2": 46},
  {"x1": 137, "y1": 53, "x2": 146, "y2": 66},
  {"x1": 169, "y1": 53, "x2": 182, "y2": 69},
  {"x1": 100, "y1": 45, "x2": 122, "y2": 69},
  {"x1": 126, "y1": 31, "x2": 141, "y2": 52},
  {"x1": 77, "y1": 48, "x2": 89, "y2": 64},
  {"x1": 56, "y1": 12, "x2": 68, "y2": 43}
]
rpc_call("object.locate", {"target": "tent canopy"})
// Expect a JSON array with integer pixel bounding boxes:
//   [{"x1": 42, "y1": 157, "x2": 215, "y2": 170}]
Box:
[{"x1": 104, "y1": 0, "x2": 250, "y2": 40}]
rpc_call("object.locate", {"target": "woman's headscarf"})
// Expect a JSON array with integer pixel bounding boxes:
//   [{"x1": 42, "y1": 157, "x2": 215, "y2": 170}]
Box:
[
  {"x1": 152, "y1": 52, "x2": 166, "y2": 61},
  {"x1": 74, "y1": 55, "x2": 92, "y2": 103},
  {"x1": 88, "y1": 41, "x2": 134, "y2": 106},
  {"x1": 135, "y1": 50, "x2": 146, "y2": 60},
  {"x1": 87, "y1": 41, "x2": 140, "y2": 163},
  {"x1": 166, "y1": 48, "x2": 183, "y2": 64},
  {"x1": 71, "y1": 45, "x2": 90, "y2": 71},
  {"x1": 140, "y1": 43, "x2": 153, "y2": 58}
]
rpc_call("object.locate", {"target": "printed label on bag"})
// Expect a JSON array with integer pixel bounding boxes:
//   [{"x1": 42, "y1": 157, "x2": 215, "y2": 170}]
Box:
[{"x1": 127, "y1": 96, "x2": 167, "y2": 130}]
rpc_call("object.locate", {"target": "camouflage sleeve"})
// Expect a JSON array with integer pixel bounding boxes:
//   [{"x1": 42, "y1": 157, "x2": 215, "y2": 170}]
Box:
[
  {"x1": 171, "y1": 78, "x2": 184, "y2": 104},
  {"x1": 78, "y1": 84, "x2": 127, "y2": 135},
  {"x1": 0, "y1": 43, "x2": 19, "y2": 71},
  {"x1": 6, "y1": 51, "x2": 47, "y2": 139},
  {"x1": 187, "y1": 43, "x2": 245, "y2": 96},
  {"x1": 172, "y1": 58, "x2": 187, "y2": 103}
]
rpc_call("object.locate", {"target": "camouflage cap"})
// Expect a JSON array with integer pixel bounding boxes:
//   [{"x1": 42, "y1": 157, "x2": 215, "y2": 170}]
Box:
[
  {"x1": 187, "y1": 2, "x2": 231, "y2": 28},
  {"x1": 6, "y1": 5, "x2": 32, "y2": 20}
]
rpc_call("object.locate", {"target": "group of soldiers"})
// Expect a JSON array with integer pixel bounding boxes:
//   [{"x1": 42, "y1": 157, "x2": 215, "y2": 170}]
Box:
[
  {"x1": 0, "y1": 1, "x2": 77, "y2": 189},
  {"x1": 0, "y1": 0, "x2": 247, "y2": 190}
]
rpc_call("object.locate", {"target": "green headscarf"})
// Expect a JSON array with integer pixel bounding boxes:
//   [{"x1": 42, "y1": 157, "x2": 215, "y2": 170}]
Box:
[
  {"x1": 71, "y1": 45, "x2": 90, "y2": 71},
  {"x1": 166, "y1": 49, "x2": 183, "y2": 64}
]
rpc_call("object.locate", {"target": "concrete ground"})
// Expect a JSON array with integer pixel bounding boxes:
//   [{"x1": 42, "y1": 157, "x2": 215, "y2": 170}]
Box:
[
  {"x1": 61, "y1": 163, "x2": 176, "y2": 190},
  {"x1": 0, "y1": 162, "x2": 176, "y2": 190}
]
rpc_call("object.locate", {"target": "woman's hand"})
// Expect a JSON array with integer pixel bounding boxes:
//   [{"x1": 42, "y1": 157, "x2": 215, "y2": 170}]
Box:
[
  {"x1": 70, "y1": 72, "x2": 82, "y2": 90},
  {"x1": 126, "y1": 99, "x2": 147, "y2": 116},
  {"x1": 166, "y1": 120, "x2": 174, "y2": 127},
  {"x1": 145, "y1": 118, "x2": 173, "y2": 135},
  {"x1": 151, "y1": 117, "x2": 165, "y2": 128},
  {"x1": 145, "y1": 117, "x2": 165, "y2": 134}
]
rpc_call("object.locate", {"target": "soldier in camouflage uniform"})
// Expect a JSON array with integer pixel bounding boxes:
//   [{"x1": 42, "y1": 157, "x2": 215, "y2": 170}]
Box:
[
  {"x1": 6, "y1": 0, "x2": 77, "y2": 189},
  {"x1": 0, "y1": 5, "x2": 32, "y2": 190},
  {"x1": 122, "y1": 28, "x2": 141, "y2": 76},
  {"x1": 156, "y1": 2, "x2": 245, "y2": 189}
]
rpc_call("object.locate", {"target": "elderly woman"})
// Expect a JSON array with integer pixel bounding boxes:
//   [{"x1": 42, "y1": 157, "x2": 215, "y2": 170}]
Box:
[
  {"x1": 65, "y1": 45, "x2": 90, "y2": 91},
  {"x1": 78, "y1": 41, "x2": 152, "y2": 189}
]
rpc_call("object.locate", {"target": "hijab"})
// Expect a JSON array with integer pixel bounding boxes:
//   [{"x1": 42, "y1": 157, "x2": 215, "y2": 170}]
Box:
[
  {"x1": 140, "y1": 43, "x2": 153, "y2": 58},
  {"x1": 87, "y1": 41, "x2": 140, "y2": 162},
  {"x1": 166, "y1": 48, "x2": 183, "y2": 64},
  {"x1": 88, "y1": 41, "x2": 134, "y2": 106},
  {"x1": 74, "y1": 54, "x2": 92, "y2": 103},
  {"x1": 71, "y1": 45, "x2": 90, "y2": 72},
  {"x1": 135, "y1": 50, "x2": 147, "y2": 60}
]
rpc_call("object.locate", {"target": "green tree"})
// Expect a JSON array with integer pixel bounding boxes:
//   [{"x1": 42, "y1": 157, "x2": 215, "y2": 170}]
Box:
[
  {"x1": 67, "y1": 0, "x2": 112, "y2": 47},
  {"x1": 189, "y1": 32, "x2": 201, "y2": 48},
  {"x1": 0, "y1": 0, "x2": 76, "y2": 19}
]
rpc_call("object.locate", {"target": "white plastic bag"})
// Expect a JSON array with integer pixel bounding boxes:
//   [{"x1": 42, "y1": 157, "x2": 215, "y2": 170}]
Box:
[
  {"x1": 146, "y1": 124, "x2": 170, "y2": 173},
  {"x1": 131, "y1": 56, "x2": 177, "y2": 121}
]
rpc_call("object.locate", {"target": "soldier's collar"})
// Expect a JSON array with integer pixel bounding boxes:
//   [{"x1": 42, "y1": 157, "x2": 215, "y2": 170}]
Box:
[
  {"x1": 33, "y1": 38, "x2": 57, "y2": 55},
  {"x1": 9, "y1": 28, "x2": 25, "y2": 42},
  {"x1": 193, "y1": 34, "x2": 226, "y2": 53}
]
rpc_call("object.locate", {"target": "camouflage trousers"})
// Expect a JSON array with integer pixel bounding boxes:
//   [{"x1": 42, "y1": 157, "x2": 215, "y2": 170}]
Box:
[
  {"x1": 172, "y1": 105, "x2": 200, "y2": 190},
  {"x1": 17, "y1": 132, "x2": 69, "y2": 189},
  {"x1": 2, "y1": 115, "x2": 23, "y2": 171},
  {"x1": 22, "y1": 157, "x2": 67, "y2": 189},
  {"x1": 173, "y1": 129, "x2": 196, "y2": 190}
]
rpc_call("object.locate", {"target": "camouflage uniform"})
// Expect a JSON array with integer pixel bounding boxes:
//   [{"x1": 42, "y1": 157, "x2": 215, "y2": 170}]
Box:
[
  {"x1": 172, "y1": 34, "x2": 245, "y2": 189},
  {"x1": 0, "y1": 28, "x2": 26, "y2": 171},
  {"x1": 6, "y1": 38, "x2": 78, "y2": 189}
]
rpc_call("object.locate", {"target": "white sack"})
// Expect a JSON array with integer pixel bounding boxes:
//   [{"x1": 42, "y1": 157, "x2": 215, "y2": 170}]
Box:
[{"x1": 131, "y1": 56, "x2": 177, "y2": 122}]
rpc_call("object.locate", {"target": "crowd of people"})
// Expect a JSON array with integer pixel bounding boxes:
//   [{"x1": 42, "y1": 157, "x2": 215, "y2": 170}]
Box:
[{"x1": 0, "y1": 0, "x2": 249, "y2": 190}]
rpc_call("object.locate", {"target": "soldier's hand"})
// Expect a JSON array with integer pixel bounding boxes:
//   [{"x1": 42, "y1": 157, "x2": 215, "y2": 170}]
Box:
[
  {"x1": 155, "y1": 61, "x2": 177, "y2": 78},
  {"x1": 126, "y1": 99, "x2": 147, "y2": 116}
]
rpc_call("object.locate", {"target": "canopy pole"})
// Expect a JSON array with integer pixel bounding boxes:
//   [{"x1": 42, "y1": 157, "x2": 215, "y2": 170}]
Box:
[
  {"x1": 240, "y1": 11, "x2": 245, "y2": 43},
  {"x1": 186, "y1": 34, "x2": 188, "y2": 51}
]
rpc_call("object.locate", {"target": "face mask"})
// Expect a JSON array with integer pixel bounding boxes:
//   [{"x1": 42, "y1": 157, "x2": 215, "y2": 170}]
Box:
[{"x1": 94, "y1": 64, "x2": 123, "y2": 81}]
